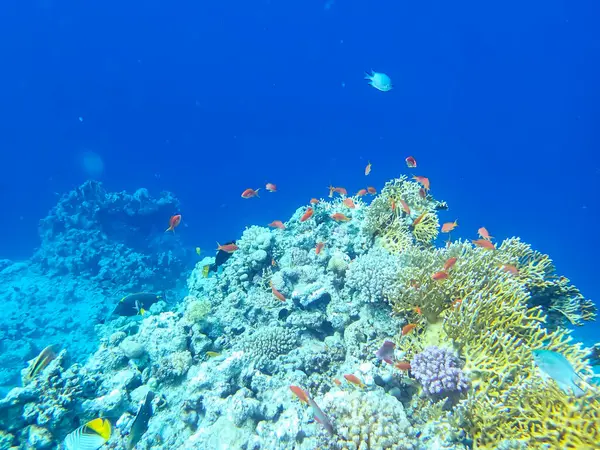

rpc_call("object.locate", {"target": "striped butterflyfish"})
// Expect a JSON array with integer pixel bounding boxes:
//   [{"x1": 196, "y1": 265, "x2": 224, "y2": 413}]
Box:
[
  {"x1": 23, "y1": 344, "x2": 59, "y2": 383},
  {"x1": 64, "y1": 418, "x2": 111, "y2": 450}
]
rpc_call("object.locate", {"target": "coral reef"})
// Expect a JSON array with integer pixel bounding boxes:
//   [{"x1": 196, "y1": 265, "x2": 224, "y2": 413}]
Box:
[{"x1": 0, "y1": 175, "x2": 596, "y2": 450}]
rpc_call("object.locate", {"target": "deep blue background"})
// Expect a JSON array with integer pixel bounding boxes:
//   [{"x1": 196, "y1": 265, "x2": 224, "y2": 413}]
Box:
[{"x1": 0, "y1": 0, "x2": 598, "y2": 340}]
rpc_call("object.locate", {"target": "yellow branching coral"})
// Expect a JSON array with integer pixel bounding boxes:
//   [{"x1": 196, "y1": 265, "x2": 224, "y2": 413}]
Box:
[
  {"x1": 378, "y1": 217, "x2": 414, "y2": 255},
  {"x1": 411, "y1": 212, "x2": 439, "y2": 245}
]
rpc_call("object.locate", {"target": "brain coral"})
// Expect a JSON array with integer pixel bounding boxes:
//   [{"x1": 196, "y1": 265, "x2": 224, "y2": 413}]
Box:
[{"x1": 240, "y1": 326, "x2": 297, "y2": 373}]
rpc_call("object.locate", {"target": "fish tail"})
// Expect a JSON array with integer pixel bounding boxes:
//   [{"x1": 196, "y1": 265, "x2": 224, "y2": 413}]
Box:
[{"x1": 165, "y1": 226, "x2": 173, "y2": 232}]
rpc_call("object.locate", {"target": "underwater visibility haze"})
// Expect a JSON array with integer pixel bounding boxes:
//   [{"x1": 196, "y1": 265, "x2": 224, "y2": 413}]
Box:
[{"x1": 0, "y1": 0, "x2": 599, "y2": 448}]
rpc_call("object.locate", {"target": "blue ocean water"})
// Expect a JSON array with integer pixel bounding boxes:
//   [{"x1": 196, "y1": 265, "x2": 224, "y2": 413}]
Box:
[{"x1": 0, "y1": 0, "x2": 599, "y2": 429}]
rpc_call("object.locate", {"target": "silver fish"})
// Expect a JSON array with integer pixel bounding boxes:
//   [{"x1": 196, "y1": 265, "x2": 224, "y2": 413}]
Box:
[
  {"x1": 306, "y1": 395, "x2": 334, "y2": 436},
  {"x1": 532, "y1": 349, "x2": 586, "y2": 397}
]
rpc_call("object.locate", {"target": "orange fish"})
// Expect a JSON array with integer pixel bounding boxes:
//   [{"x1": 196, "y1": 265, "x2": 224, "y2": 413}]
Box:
[
  {"x1": 478, "y1": 227, "x2": 493, "y2": 241},
  {"x1": 405, "y1": 156, "x2": 417, "y2": 168},
  {"x1": 390, "y1": 199, "x2": 396, "y2": 212},
  {"x1": 399, "y1": 199, "x2": 410, "y2": 215},
  {"x1": 270, "y1": 281, "x2": 286, "y2": 302},
  {"x1": 217, "y1": 242, "x2": 239, "y2": 253},
  {"x1": 412, "y1": 212, "x2": 427, "y2": 227},
  {"x1": 343, "y1": 374, "x2": 365, "y2": 388},
  {"x1": 315, "y1": 242, "x2": 325, "y2": 255},
  {"x1": 418, "y1": 188, "x2": 427, "y2": 199},
  {"x1": 265, "y1": 183, "x2": 277, "y2": 192},
  {"x1": 343, "y1": 198, "x2": 356, "y2": 209},
  {"x1": 472, "y1": 239, "x2": 495, "y2": 250},
  {"x1": 365, "y1": 161, "x2": 372, "y2": 176},
  {"x1": 289, "y1": 385, "x2": 309, "y2": 405},
  {"x1": 444, "y1": 257, "x2": 458, "y2": 271},
  {"x1": 333, "y1": 378, "x2": 342, "y2": 386},
  {"x1": 441, "y1": 220, "x2": 458, "y2": 233},
  {"x1": 414, "y1": 305, "x2": 422, "y2": 315},
  {"x1": 402, "y1": 323, "x2": 417, "y2": 336},
  {"x1": 268, "y1": 220, "x2": 285, "y2": 229},
  {"x1": 356, "y1": 189, "x2": 367, "y2": 197},
  {"x1": 394, "y1": 361, "x2": 411, "y2": 371},
  {"x1": 334, "y1": 187, "x2": 347, "y2": 196},
  {"x1": 331, "y1": 213, "x2": 351, "y2": 222},
  {"x1": 310, "y1": 198, "x2": 319, "y2": 205},
  {"x1": 502, "y1": 264, "x2": 519, "y2": 275},
  {"x1": 367, "y1": 186, "x2": 377, "y2": 195},
  {"x1": 165, "y1": 214, "x2": 182, "y2": 232},
  {"x1": 409, "y1": 279, "x2": 420, "y2": 290},
  {"x1": 271, "y1": 258, "x2": 277, "y2": 267},
  {"x1": 300, "y1": 207, "x2": 314, "y2": 222},
  {"x1": 431, "y1": 271, "x2": 449, "y2": 281},
  {"x1": 452, "y1": 298, "x2": 463, "y2": 308},
  {"x1": 241, "y1": 188, "x2": 260, "y2": 198},
  {"x1": 412, "y1": 176, "x2": 430, "y2": 191}
]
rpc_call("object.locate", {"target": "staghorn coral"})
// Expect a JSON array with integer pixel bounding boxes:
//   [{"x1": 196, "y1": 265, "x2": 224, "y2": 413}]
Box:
[{"x1": 411, "y1": 346, "x2": 469, "y2": 397}]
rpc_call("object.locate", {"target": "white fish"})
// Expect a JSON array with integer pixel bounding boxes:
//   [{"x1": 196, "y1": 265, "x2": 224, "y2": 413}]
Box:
[
  {"x1": 64, "y1": 418, "x2": 111, "y2": 450},
  {"x1": 533, "y1": 349, "x2": 586, "y2": 397},
  {"x1": 364, "y1": 70, "x2": 392, "y2": 92}
]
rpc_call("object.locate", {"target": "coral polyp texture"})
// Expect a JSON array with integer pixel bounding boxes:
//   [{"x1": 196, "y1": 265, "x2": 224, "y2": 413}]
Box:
[{"x1": 0, "y1": 176, "x2": 597, "y2": 450}]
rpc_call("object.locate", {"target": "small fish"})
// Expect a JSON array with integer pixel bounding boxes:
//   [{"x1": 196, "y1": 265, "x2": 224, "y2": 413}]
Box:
[
  {"x1": 365, "y1": 161, "x2": 372, "y2": 175},
  {"x1": 418, "y1": 188, "x2": 427, "y2": 199},
  {"x1": 333, "y1": 187, "x2": 347, "y2": 196},
  {"x1": 300, "y1": 207, "x2": 314, "y2": 222},
  {"x1": 24, "y1": 344, "x2": 59, "y2": 383},
  {"x1": 412, "y1": 176, "x2": 430, "y2": 191},
  {"x1": 432, "y1": 271, "x2": 449, "y2": 281},
  {"x1": 444, "y1": 257, "x2": 458, "y2": 271},
  {"x1": 111, "y1": 293, "x2": 161, "y2": 317},
  {"x1": 402, "y1": 323, "x2": 417, "y2": 335},
  {"x1": 310, "y1": 198, "x2": 320, "y2": 205},
  {"x1": 290, "y1": 385, "x2": 309, "y2": 405},
  {"x1": 390, "y1": 199, "x2": 396, "y2": 212},
  {"x1": 206, "y1": 351, "x2": 221, "y2": 358},
  {"x1": 217, "y1": 242, "x2": 239, "y2": 253},
  {"x1": 367, "y1": 186, "x2": 377, "y2": 195},
  {"x1": 268, "y1": 220, "x2": 285, "y2": 229},
  {"x1": 414, "y1": 305, "x2": 422, "y2": 315},
  {"x1": 344, "y1": 374, "x2": 366, "y2": 388},
  {"x1": 478, "y1": 227, "x2": 493, "y2": 241},
  {"x1": 331, "y1": 213, "x2": 351, "y2": 222},
  {"x1": 165, "y1": 214, "x2": 182, "y2": 232},
  {"x1": 375, "y1": 340, "x2": 396, "y2": 364},
  {"x1": 502, "y1": 264, "x2": 519, "y2": 275},
  {"x1": 412, "y1": 212, "x2": 427, "y2": 227},
  {"x1": 202, "y1": 265, "x2": 210, "y2": 277},
  {"x1": 333, "y1": 378, "x2": 342, "y2": 386},
  {"x1": 195, "y1": 247, "x2": 201, "y2": 256},
  {"x1": 64, "y1": 418, "x2": 111, "y2": 450},
  {"x1": 315, "y1": 242, "x2": 325, "y2": 255},
  {"x1": 394, "y1": 361, "x2": 411, "y2": 371},
  {"x1": 328, "y1": 185, "x2": 335, "y2": 198},
  {"x1": 271, "y1": 258, "x2": 277, "y2": 267},
  {"x1": 472, "y1": 239, "x2": 495, "y2": 250},
  {"x1": 399, "y1": 199, "x2": 410, "y2": 215},
  {"x1": 405, "y1": 156, "x2": 417, "y2": 168},
  {"x1": 441, "y1": 220, "x2": 458, "y2": 233},
  {"x1": 306, "y1": 394, "x2": 334, "y2": 436},
  {"x1": 452, "y1": 298, "x2": 463, "y2": 308},
  {"x1": 127, "y1": 391, "x2": 155, "y2": 449},
  {"x1": 241, "y1": 188, "x2": 260, "y2": 198},
  {"x1": 270, "y1": 281, "x2": 286, "y2": 302},
  {"x1": 356, "y1": 189, "x2": 367, "y2": 197},
  {"x1": 532, "y1": 349, "x2": 586, "y2": 397},
  {"x1": 343, "y1": 198, "x2": 356, "y2": 208},
  {"x1": 265, "y1": 183, "x2": 277, "y2": 192}
]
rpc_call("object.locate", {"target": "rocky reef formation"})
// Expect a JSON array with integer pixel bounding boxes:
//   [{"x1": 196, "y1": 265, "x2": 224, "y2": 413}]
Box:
[
  {"x1": 0, "y1": 181, "x2": 190, "y2": 393},
  {"x1": 0, "y1": 176, "x2": 597, "y2": 449}
]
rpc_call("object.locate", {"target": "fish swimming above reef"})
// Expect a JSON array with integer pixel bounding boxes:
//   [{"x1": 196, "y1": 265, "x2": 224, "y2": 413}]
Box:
[
  {"x1": 110, "y1": 292, "x2": 162, "y2": 317},
  {"x1": 203, "y1": 240, "x2": 236, "y2": 276},
  {"x1": 127, "y1": 390, "x2": 155, "y2": 449},
  {"x1": 533, "y1": 349, "x2": 587, "y2": 397},
  {"x1": 64, "y1": 417, "x2": 112, "y2": 450},
  {"x1": 23, "y1": 344, "x2": 59, "y2": 383},
  {"x1": 364, "y1": 70, "x2": 392, "y2": 92}
]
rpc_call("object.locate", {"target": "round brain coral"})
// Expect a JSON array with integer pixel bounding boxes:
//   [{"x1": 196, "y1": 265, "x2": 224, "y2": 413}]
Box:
[{"x1": 410, "y1": 346, "x2": 469, "y2": 397}]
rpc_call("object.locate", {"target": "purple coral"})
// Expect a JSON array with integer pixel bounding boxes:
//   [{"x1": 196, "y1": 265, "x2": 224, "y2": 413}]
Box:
[{"x1": 411, "y1": 346, "x2": 469, "y2": 396}]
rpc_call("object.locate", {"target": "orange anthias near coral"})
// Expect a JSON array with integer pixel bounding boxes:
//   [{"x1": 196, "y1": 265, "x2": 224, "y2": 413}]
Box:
[
  {"x1": 300, "y1": 207, "x2": 314, "y2": 222},
  {"x1": 268, "y1": 220, "x2": 285, "y2": 229},
  {"x1": 331, "y1": 213, "x2": 351, "y2": 222},
  {"x1": 356, "y1": 189, "x2": 367, "y2": 197},
  {"x1": 412, "y1": 176, "x2": 430, "y2": 191},
  {"x1": 270, "y1": 281, "x2": 286, "y2": 302},
  {"x1": 217, "y1": 242, "x2": 239, "y2": 253},
  {"x1": 444, "y1": 257, "x2": 458, "y2": 271},
  {"x1": 241, "y1": 188, "x2": 260, "y2": 198},
  {"x1": 343, "y1": 198, "x2": 356, "y2": 209},
  {"x1": 399, "y1": 199, "x2": 410, "y2": 215},
  {"x1": 367, "y1": 186, "x2": 377, "y2": 194},
  {"x1": 472, "y1": 239, "x2": 495, "y2": 250},
  {"x1": 478, "y1": 227, "x2": 493, "y2": 241},
  {"x1": 265, "y1": 183, "x2": 277, "y2": 192},
  {"x1": 432, "y1": 271, "x2": 449, "y2": 281},
  {"x1": 365, "y1": 161, "x2": 372, "y2": 175},
  {"x1": 344, "y1": 374, "x2": 365, "y2": 388},
  {"x1": 165, "y1": 214, "x2": 181, "y2": 232},
  {"x1": 315, "y1": 242, "x2": 325, "y2": 255},
  {"x1": 289, "y1": 386, "x2": 309, "y2": 404},
  {"x1": 441, "y1": 220, "x2": 458, "y2": 233},
  {"x1": 402, "y1": 323, "x2": 418, "y2": 335}
]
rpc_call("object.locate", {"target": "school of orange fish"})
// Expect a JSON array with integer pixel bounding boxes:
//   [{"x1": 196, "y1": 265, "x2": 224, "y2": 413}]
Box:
[{"x1": 162, "y1": 155, "x2": 514, "y2": 436}]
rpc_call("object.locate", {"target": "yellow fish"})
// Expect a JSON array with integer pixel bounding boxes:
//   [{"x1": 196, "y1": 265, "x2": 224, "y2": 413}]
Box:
[
  {"x1": 195, "y1": 247, "x2": 201, "y2": 256},
  {"x1": 202, "y1": 265, "x2": 210, "y2": 278},
  {"x1": 206, "y1": 351, "x2": 221, "y2": 358}
]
